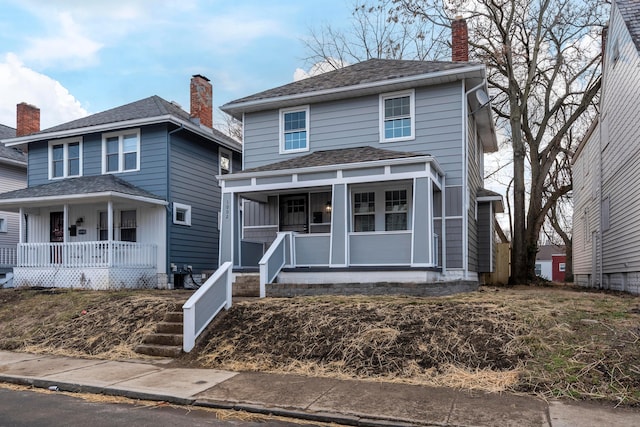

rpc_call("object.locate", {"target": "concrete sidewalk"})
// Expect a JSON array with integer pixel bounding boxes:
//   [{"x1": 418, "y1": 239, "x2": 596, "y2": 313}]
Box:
[{"x1": 0, "y1": 351, "x2": 638, "y2": 426}]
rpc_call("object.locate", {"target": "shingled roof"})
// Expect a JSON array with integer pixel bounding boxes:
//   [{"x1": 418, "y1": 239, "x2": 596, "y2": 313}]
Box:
[
  {"x1": 239, "y1": 146, "x2": 424, "y2": 174},
  {"x1": 0, "y1": 124, "x2": 26, "y2": 165},
  {"x1": 223, "y1": 59, "x2": 472, "y2": 106},
  {"x1": 0, "y1": 174, "x2": 163, "y2": 201},
  {"x1": 2, "y1": 96, "x2": 240, "y2": 150},
  {"x1": 618, "y1": 0, "x2": 640, "y2": 52}
]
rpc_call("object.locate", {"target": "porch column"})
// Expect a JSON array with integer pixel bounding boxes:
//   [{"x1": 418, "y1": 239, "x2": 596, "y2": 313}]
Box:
[
  {"x1": 108, "y1": 200, "x2": 113, "y2": 266},
  {"x1": 412, "y1": 177, "x2": 432, "y2": 266},
  {"x1": 63, "y1": 204, "x2": 69, "y2": 243},
  {"x1": 18, "y1": 208, "x2": 24, "y2": 244},
  {"x1": 219, "y1": 192, "x2": 236, "y2": 266},
  {"x1": 330, "y1": 183, "x2": 347, "y2": 267}
]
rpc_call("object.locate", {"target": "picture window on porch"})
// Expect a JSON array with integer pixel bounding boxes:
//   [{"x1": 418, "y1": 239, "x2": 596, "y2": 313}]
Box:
[
  {"x1": 385, "y1": 190, "x2": 408, "y2": 231},
  {"x1": 49, "y1": 138, "x2": 82, "y2": 179},
  {"x1": 353, "y1": 192, "x2": 376, "y2": 232},
  {"x1": 102, "y1": 129, "x2": 140, "y2": 173},
  {"x1": 280, "y1": 106, "x2": 309, "y2": 153},
  {"x1": 98, "y1": 210, "x2": 137, "y2": 241}
]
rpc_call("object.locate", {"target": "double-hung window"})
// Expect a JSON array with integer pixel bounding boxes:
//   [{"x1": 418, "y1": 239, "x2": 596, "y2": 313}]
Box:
[
  {"x1": 49, "y1": 138, "x2": 82, "y2": 179},
  {"x1": 385, "y1": 190, "x2": 408, "y2": 231},
  {"x1": 120, "y1": 210, "x2": 137, "y2": 242},
  {"x1": 353, "y1": 192, "x2": 376, "y2": 232},
  {"x1": 380, "y1": 90, "x2": 415, "y2": 142},
  {"x1": 280, "y1": 106, "x2": 309, "y2": 153},
  {"x1": 219, "y1": 149, "x2": 231, "y2": 175},
  {"x1": 102, "y1": 129, "x2": 140, "y2": 173}
]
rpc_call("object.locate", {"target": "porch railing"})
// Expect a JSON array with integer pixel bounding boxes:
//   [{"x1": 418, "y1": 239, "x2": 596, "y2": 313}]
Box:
[
  {"x1": 182, "y1": 261, "x2": 233, "y2": 352},
  {"x1": 258, "y1": 232, "x2": 293, "y2": 298},
  {"x1": 17, "y1": 242, "x2": 157, "y2": 268},
  {"x1": 0, "y1": 245, "x2": 17, "y2": 267}
]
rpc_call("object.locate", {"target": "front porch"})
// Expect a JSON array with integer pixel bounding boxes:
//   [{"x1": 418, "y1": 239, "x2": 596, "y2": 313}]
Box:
[{"x1": 0, "y1": 175, "x2": 168, "y2": 289}]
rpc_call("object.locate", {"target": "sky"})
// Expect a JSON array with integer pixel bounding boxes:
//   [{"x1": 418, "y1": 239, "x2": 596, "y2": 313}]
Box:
[{"x1": 0, "y1": 0, "x2": 353, "y2": 130}]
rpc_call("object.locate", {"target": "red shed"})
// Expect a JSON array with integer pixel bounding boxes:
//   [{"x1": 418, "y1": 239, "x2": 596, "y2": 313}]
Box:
[{"x1": 552, "y1": 254, "x2": 567, "y2": 282}]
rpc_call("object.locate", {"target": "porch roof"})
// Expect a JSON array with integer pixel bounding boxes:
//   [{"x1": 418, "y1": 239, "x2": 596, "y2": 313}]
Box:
[
  {"x1": 477, "y1": 188, "x2": 504, "y2": 213},
  {"x1": 0, "y1": 174, "x2": 167, "y2": 210},
  {"x1": 240, "y1": 146, "x2": 424, "y2": 174}
]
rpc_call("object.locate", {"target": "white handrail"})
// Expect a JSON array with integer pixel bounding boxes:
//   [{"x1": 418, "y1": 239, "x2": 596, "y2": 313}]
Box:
[
  {"x1": 182, "y1": 261, "x2": 233, "y2": 353},
  {"x1": 258, "y1": 232, "x2": 293, "y2": 298},
  {"x1": 0, "y1": 245, "x2": 17, "y2": 267},
  {"x1": 17, "y1": 242, "x2": 156, "y2": 268}
]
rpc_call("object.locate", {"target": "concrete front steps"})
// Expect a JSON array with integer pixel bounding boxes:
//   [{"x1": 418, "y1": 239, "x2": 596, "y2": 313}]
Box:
[{"x1": 135, "y1": 310, "x2": 184, "y2": 358}]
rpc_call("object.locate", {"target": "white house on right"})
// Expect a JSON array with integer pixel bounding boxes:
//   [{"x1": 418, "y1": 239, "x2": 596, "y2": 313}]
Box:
[{"x1": 572, "y1": 0, "x2": 640, "y2": 294}]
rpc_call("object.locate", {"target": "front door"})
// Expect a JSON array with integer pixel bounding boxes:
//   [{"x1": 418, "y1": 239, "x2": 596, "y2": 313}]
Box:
[
  {"x1": 50, "y1": 211, "x2": 64, "y2": 263},
  {"x1": 279, "y1": 194, "x2": 308, "y2": 233}
]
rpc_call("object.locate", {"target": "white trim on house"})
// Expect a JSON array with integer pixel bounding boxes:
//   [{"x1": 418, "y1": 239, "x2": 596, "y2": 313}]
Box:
[
  {"x1": 48, "y1": 137, "x2": 83, "y2": 180},
  {"x1": 0, "y1": 191, "x2": 168, "y2": 211},
  {"x1": 173, "y1": 202, "x2": 192, "y2": 226},
  {"x1": 279, "y1": 105, "x2": 310, "y2": 154},
  {"x1": 102, "y1": 129, "x2": 141, "y2": 174},
  {"x1": 379, "y1": 89, "x2": 416, "y2": 143}
]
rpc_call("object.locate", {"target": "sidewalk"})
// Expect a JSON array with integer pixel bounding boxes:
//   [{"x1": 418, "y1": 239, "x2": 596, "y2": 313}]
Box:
[{"x1": 1, "y1": 351, "x2": 638, "y2": 426}]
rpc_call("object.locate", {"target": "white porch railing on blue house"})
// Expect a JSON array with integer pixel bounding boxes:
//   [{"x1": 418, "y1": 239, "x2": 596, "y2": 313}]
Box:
[
  {"x1": 182, "y1": 261, "x2": 233, "y2": 352},
  {"x1": 258, "y1": 232, "x2": 293, "y2": 298},
  {"x1": 17, "y1": 242, "x2": 157, "y2": 268},
  {"x1": 0, "y1": 245, "x2": 17, "y2": 267}
]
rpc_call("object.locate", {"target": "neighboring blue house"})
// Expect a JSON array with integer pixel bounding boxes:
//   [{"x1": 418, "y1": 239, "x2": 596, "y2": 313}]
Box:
[
  {"x1": 0, "y1": 123, "x2": 27, "y2": 281},
  {"x1": 217, "y1": 18, "x2": 503, "y2": 295},
  {"x1": 0, "y1": 76, "x2": 241, "y2": 290}
]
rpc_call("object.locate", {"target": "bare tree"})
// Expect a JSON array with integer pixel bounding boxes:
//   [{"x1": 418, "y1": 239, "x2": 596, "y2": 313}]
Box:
[
  {"x1": 302, "y1": 0, "x2": 449, "y2": 69},
  {"x1": 219, "y1": 112, "x2": 243, "y2": 143}
]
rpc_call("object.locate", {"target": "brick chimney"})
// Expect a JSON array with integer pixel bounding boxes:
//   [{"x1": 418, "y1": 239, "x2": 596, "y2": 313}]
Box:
[
  {"x1": 16, "y1": 102, "x2": 40, "y2": 137},
  {"x1": 190, "y1": 74, "x2": 213, "y2": 128},
  {"x1": 452, "y1": 16, "x2": 469, "y2": 62}
]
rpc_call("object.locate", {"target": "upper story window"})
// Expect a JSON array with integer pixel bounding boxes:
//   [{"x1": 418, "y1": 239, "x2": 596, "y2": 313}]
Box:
[
  {"x1": 380, "y1": 90, "x2": 415, "y2": 143},
  {"x1": 49, "y1": 138, "x2": 82, "y2": 179},
  {"x1": 102, "y1": 129, "x2": 140, "y2": 174},
  {"x1": 280, "y1": 106, "x2": 309, "y2": 153},
  {"x1": 219, "y1": 148, "x2": 231, "y2": 175}
]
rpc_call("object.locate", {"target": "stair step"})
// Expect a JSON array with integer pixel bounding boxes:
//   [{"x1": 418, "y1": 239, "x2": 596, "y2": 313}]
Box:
[
  {"x1": 156, "y1": 322, "x2": 183, "y2": 334},
  {"x1": 142, "y1": 333, "x2": 183, "y2": 346},
  {"x1": 134, "y1": 343, "x2": 182, "y2": 358},
  {"x1": 163, "y1": 311, "x2": 183, "y2": 323}
]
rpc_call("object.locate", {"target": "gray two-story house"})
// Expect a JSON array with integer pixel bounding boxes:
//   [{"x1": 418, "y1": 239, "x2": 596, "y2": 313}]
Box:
[
  {"x1": 0, "y1": 76, "x2": 241, "y2": 290},
  {"x1": 573, "y1": 0, "x2": 640, "y2": 295},
  {"x1": 217, "y1": 18, "x2": 502, "y2": 295}
]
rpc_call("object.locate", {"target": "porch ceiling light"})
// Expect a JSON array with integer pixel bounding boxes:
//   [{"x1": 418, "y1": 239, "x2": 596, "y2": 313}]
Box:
[{"x1": 325, "y1": 201, "x2": 332, "y2": 213}]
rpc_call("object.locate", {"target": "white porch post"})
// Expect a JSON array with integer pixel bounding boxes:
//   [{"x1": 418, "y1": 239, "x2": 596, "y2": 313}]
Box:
[
  {"x1": 18, "y1": 208, "x2": 24, "y2": 244},
  {"x1": 63, "y1": 204, "x2": 69, "y2": 243},
  {"x1": 108, "y1": 200, "x2": 113, "y2": 266}
]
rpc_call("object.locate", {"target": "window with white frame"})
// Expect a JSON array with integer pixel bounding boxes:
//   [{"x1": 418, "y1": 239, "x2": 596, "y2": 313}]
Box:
[
  {"x1": 0, "y1": 216, "x2": 6, "y2": 233},
  {"x1": 353, "y1": 192, "x2": 376, "y2": 232},
  {"x1": 280, "y1": 106, "x2": 309, "y2": 153},
  {"x1": 49, "y1": 138, "x2": 82, "y2": 179},
  {"x1": 103, "y1": 129, "x2": 140, "y2": 173},
  {"x1": 559, "y1": 263, "x2": 566, "y2": 272},
  {"x1": 385, "y1": 189, "x2": 408, "y2": 231},
  {"x1": 219, "y1": 149, "x2": 231, "y2": 175},
  {"x1": 380, "y1": 90, "x2": 415, "y2": 142},
  {"x1": 173, "y1": 202, "x2": 192, "y2": 226}
]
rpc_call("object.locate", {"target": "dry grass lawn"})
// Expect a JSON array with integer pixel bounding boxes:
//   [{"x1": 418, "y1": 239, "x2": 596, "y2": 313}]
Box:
[{"x1": 1, "y1": 285, "x2": 638, "y2": 406}]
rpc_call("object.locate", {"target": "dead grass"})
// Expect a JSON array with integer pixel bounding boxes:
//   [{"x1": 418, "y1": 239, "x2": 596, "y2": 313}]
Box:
[{"x1": 1, "y1": 285, "x2": 639, "y2": 406}]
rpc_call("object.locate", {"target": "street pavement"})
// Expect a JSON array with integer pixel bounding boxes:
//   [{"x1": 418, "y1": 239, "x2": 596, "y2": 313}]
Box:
[{"x1": 0, "y1": 351, "x2": 638, "y2": 426}]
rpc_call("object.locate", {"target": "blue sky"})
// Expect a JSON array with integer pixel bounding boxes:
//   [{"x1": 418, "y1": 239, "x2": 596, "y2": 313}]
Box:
[{"x1": 0, "y1": 0, "x2": 353, "y2": 130}]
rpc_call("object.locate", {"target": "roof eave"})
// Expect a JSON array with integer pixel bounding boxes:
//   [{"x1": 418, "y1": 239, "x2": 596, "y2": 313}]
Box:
[
  {"x1": 1, "y1": 115, "x2": 242, "y2": 153},
  {"x1": 0, "y1": 157, "x2": 27, "y2": 168},
  {"x1": 222, "y1": 64, "x2": 487, "y2": 118},
  {"x1": 0, "y1": 191, "x2": 168, "y2": 211}
]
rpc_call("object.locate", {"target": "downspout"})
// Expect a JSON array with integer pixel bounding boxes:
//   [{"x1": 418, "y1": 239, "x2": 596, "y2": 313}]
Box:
[
  {"x1": 464, "y1": 81, "x2": 488, "y2": 280},
  {"x1": 167, "y1": 124, "x2": 184, "y2": 286}
]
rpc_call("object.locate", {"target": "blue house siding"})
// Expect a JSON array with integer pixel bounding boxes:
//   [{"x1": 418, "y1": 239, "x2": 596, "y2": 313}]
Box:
[
  {"x1": 168, "y1": 131, "x2": 220, "y2": 274},
  {"x1": 27, "y1": 140, "x2": 47, "y2": 186}
]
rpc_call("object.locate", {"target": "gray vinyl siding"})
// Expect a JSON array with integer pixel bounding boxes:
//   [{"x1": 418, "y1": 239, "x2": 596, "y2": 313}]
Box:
[
  {"x1": 598, "y1": 4, "x2": 640, "y2": 275},
  {"x1": 477, "y1": 203, "x2": 492, "y2": 272},
  {"x1": 242, "y1": 82, "x2": 464, "y2": 185},
  {"x1": 572, "y1": 122, "x2": 599, "y2": 276},
  {"x1": 169, "y1": 131, "x2": 221, "y2": 273},
  {"x1": 446, "y1": 218, "x2": 463, "y2": 268},
  {"x1": 0, "y1": 163, "x2": 27, "y2": 246},
  {"x1": 27, "y1": 140, "x2": 47, "y2": 186},
  {"x1": 467, "y1": 120, "x2": 482, "y2": 272}
]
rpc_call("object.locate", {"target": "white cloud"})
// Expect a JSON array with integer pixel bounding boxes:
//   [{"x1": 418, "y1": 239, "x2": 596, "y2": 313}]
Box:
[
  {"x1": 21, "y1": 12, "x2": 103, "y2": 69},
  {"x1": 0, "y1": 53, "x2": 87, "y2": 129},
  {"x1": 294, "y1": 58, "x2": 348, "y2": 81}
]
